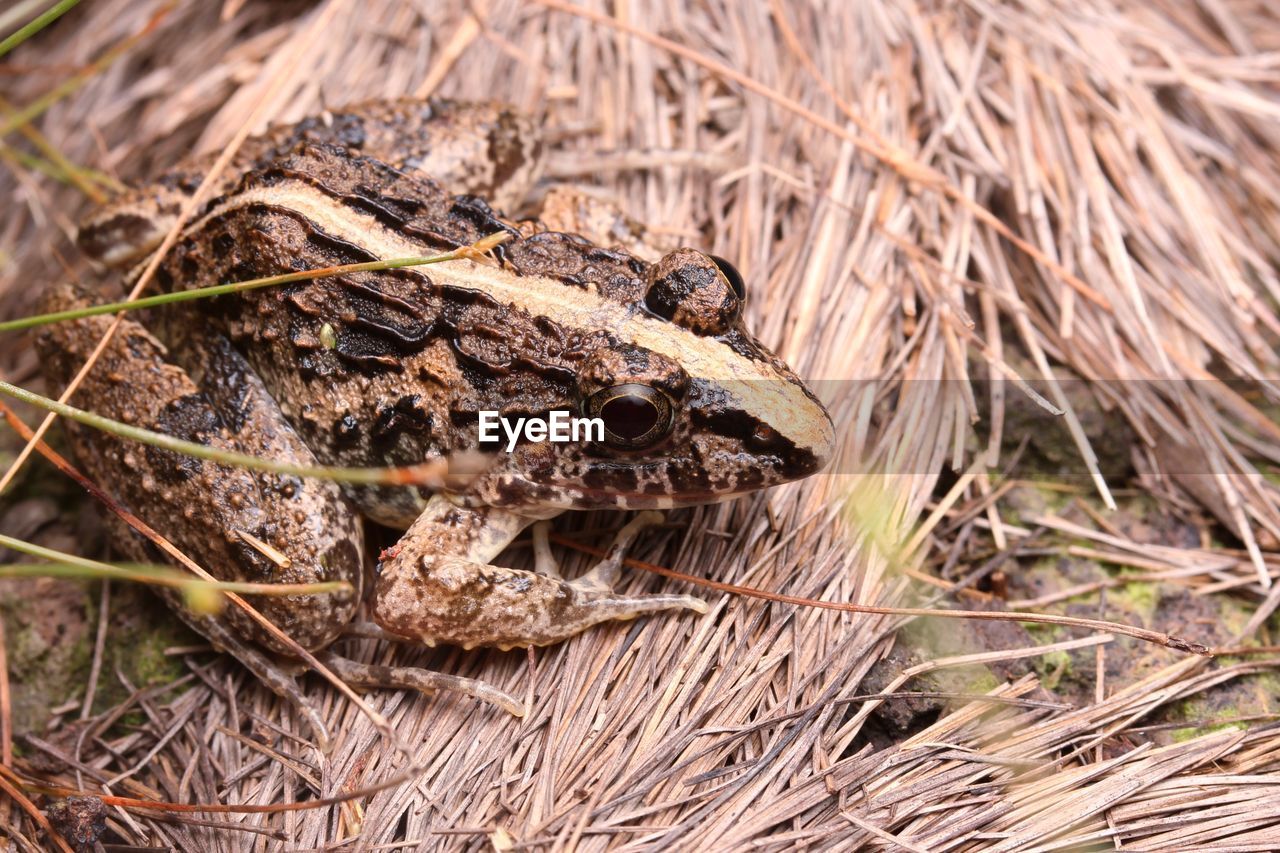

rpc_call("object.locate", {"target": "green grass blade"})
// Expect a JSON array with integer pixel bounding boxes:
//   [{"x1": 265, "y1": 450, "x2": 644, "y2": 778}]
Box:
[
  {"x1": 0, "y1": 0, "x2": 80, "y2": 60},
  {"x1": 0, "y1": 232, "x2": 510, "y2": 332},
  {"x1": 0, "y1": 378, "x2": 474, "y2": 488},
  {"x1": 0, "y1": 532, "x2": 353, "y2": 610}
]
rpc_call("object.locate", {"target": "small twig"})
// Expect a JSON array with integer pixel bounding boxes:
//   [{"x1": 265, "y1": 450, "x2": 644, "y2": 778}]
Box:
[
  {"x1": 0, "y1": 235, "x2": 509, "y2": 333},
  {"x1": 80, "y1": 579, "x2": 109, "y2": 720},
  {"x1": 0, "y1": 535, "x2": 353, "y2": 603},
  {"x1": 0, "y1": 0, "x2": 82, "y2": 60}
]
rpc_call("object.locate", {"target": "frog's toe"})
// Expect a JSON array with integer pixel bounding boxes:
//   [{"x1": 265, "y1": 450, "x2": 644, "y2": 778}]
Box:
[
  {"x1": 187, "y1": 612, "x2": 333, "y2": 751},
  {"x1": 530, "y1": 520, "x2": 562, "y2": 579},
  {"x1": 534, "y1": 588, "x2": 710, "y2": 640},
  {"x1": 318, "y1": 651, "x2": 525, "y2": 717},
  {"x1": 574, "y1": 509, "x2": 665, "y2": 592}
]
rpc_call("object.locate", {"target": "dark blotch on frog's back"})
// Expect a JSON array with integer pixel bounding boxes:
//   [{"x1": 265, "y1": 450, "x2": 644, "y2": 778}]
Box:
[
  {"x1": 372, "y1": 395, "x2": 435, "y2": 446},
  {"x1": 146, "y1": 393, "x2": 224, "y2": 483},
  {"x1": 277, "y1": 110, "x2": 369, "y2": 151},
  {"x1": 447, "y1": 194, "x2": 516, "y2": 240}
]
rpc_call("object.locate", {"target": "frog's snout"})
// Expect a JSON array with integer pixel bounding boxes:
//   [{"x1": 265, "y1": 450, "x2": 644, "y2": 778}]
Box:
[
  {"x1": 781, "y1": 391, "x2": 836, "y2": 482},
  {"x1": 719, "y1": 374, "x2": 836, "y2": 485}
]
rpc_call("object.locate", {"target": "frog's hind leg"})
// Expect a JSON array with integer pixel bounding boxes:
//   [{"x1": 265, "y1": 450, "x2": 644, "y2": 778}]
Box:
[
  {"x1": 35, "y1": 286, "x2": 367, "y2": 744},
  {"x1": 373, "y1": 497, "x2": 707, "y2": 653}
]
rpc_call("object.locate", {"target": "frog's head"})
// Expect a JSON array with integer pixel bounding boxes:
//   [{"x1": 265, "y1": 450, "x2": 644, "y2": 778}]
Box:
[{"x1": 486, "y1": 249, "x2": 835, "y2": 511}]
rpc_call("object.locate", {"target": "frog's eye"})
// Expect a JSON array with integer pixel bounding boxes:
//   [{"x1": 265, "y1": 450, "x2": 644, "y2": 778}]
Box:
[
  {"x1": 709, "y1": 255, "x2": 746, "y2": 301},
  {"x1": 584, "y1": 383, "x2": 674, "y2": 449}
]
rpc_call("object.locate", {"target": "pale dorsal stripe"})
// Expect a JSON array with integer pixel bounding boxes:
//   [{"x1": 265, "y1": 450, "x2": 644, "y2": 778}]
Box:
[{"x1": 184, "y1": 181, "x2": 830, "y2": 454}]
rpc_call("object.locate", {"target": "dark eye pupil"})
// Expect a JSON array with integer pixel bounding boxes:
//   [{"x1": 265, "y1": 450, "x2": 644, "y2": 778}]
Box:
[
  {"x1": 600, "y1": 394, "x2": 659, "y2": 441},
  {"x1": 709, "y1": 255, "x2": 746, "y2": 300}
]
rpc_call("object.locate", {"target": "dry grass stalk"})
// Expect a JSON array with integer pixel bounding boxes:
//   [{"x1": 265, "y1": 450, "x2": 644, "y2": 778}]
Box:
[{"x1": 1, "y1": 0, "x2": 1279, "y2": 848}]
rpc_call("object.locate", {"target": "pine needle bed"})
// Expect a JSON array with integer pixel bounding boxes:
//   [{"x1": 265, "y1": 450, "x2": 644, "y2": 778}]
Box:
[{"x1": 2, "y1": 0, "x2": 1279, "y2": 849}]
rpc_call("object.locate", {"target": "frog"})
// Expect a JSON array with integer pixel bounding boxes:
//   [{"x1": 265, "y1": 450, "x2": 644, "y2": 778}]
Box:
[{"x1": 36, "y1": 99, "x2": 835, "y2": 741}]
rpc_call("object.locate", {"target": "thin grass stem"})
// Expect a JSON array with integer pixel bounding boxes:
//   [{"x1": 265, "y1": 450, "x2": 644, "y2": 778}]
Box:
[
  {"x1": 0, "y1": 237, "x2": 507, "y2": 333},
  {"x1": 0, "y1": 378, "x2": 472, "y2": 487},
  {"x1": 0, "y1": 533, "x2": 352, "y2": 600},
  {"x1": 0, "y1": 0, "x2": 81, "y2": 60}
]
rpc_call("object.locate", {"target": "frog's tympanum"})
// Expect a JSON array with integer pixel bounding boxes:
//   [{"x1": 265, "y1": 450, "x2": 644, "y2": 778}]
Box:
[{"x1": 39, "y1": 99, "x2": 834, "y2": 732}]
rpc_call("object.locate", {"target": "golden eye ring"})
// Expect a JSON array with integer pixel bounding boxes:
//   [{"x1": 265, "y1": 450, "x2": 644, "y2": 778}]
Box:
[{"x1": 583, "y1": 383, "x2": 674, "y2": 449}]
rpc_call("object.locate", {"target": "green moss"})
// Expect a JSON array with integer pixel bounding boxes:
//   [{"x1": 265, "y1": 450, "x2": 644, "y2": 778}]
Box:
[
  {"x1": 893, "y1": 616, "x2": 1005, "y2": 704},
  {"x1": 1022, "y1": 619, "x2": 1065, "y2": 644},
  {"x1": 1245, "y1": 673, "x2": 1280, "y2": 715},
  {"x1": 1107, "y1": 578, "x2": 1159, "y2": 624},
  {"x1": 998, "y1": 481, "x2": 1077, "y2": 528},
  {"x1": 1258, "y1": 463, "x2": 1280, "y2": 488},
  {"x1": 0, "y1": 581, "x2": 94, "y2": 732},
  {"x1": 1170, "y1": 722, "x2": 1247, "y2": 742},
  {"x1": 1031, "y1": 648, "x2": 1072, "y2": 690},
  {"x1": 114, "y1": 612, "x2": 186, "y2": 686},
  {"x1": 1213, "y1": 595, "x2": 1256, "y2": 642},
  {"x1": 88, "y1": 584, "x2": 192, "y2": 714},
  {"x1": 1163, "y1": 674, "x2": 1280, "y2": 741},
  {"x1": 0, "y1": 578, "x2": 194, "y2": 731},
  {"x1": 954, "y1": 667, "x2": 1001, "y2": 696}
]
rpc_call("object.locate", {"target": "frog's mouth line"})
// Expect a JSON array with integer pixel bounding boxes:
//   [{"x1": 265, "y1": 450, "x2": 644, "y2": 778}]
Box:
[{"x1": 532, "y1": 455, "x2": 829, "y2": 510}]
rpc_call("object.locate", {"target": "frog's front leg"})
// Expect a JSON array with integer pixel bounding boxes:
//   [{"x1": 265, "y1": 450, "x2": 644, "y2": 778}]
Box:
[{"x1": 373, "y1": 495, "x2": 707, "y2": 651}]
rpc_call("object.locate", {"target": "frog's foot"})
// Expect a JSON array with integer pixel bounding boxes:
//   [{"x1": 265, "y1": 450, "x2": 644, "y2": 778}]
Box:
[
  {"x1": 374, "y1": 497, "x2": 707, "y2": 652},
  {"x1": 188, "y1": 612, "x2": 331, "y2": 750},
  {"x1": 317, "y1": 651, "x2": 525, "y2": 717}
]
